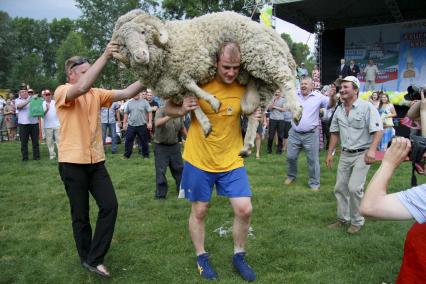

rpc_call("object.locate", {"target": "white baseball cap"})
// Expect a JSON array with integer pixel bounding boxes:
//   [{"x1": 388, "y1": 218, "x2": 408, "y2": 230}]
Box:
[{"x1": 342, "y1": 76, "x2": 360, "y2": 89}]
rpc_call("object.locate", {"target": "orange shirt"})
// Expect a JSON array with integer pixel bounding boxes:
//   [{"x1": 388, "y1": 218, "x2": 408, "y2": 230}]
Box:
[{"x1": 54, "y1": 83, "x2": 113, "y2": 164}]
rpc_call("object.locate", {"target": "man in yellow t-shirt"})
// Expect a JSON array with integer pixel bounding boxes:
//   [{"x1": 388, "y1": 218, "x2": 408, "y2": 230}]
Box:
[
  {"x1": 166, "y1": 42, "x2": 259, "y2": 281},
  {"x1": 55, "y1": 42, "x2": 144, "y2": 277}
]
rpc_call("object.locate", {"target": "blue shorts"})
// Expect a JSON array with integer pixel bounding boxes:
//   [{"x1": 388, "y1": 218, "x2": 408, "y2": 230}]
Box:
[{"x1": 180, "y1": 162, "x2": 252, "y2": 202}]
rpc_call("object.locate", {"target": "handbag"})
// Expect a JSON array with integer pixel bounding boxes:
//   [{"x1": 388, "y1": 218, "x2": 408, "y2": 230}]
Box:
[{"x1": 29, "y1": 97, "x2": 44, "y2": 117}]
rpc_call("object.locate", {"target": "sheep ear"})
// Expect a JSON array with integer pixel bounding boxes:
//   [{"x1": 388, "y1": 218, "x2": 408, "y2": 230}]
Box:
[
  {"x1": 133, "y1": 14, "x2": 169, "y2": 45},
  {"x1": 156, "y1": 28, "x2": 169, "y2": 45},
  {"x1": 114, "y1": 9, "x2": 145, "y2": 31}
]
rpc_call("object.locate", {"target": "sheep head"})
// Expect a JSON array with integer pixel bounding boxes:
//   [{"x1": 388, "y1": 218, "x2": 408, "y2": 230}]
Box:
[
  {"x1": 111, "y1": 10, "x2": 168, "y2": 67},
  {"x1": 113, "y1": 21, "x2": 151, "y2": 65}
]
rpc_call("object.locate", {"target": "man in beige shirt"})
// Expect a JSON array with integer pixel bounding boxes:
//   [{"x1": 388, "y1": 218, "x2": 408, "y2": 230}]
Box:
[
  {"x1": 54, "y1": 42, "x2": 144, "y2": 277},
  {"x1": 363, "y1": 59, "x2": 379, "y2": 91}
]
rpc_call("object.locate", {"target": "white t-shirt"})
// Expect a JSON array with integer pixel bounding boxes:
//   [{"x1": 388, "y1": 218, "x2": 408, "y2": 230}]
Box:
[
  {"x1": 15, "y1": 97, "x2": 39, "y2": 124},
  {"x1": 0, "y1": 97, "x2": 5, "y2": 115},
  {"x1": 397, "y1": 184, "x2": 426, "y2": 224},
  {"x1": 42, "y1": 100, "x2": 60, "y2": 128}
]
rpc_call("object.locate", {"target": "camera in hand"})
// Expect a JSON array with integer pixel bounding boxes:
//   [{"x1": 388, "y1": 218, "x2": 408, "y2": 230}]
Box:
[
  {"x1": 388, "y1": 135, "x2": 426, "y2": 163},
  {"x1": 409, "y1": 135, "x2": 426, "y2": 163},
  {"x1": 404, "y1": 85, "x2": 425, "y2": 101},
  {"x1": 388, "y1": 135, "x2": 426, "y2": 185}
]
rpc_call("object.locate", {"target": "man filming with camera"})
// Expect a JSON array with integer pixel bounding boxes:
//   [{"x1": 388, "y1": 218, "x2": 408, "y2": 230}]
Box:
[
  {"x1": 360, "y1": 89, "x2": 426, "y2": 283},
  {"x1": 360, "y1": 137, "x2": 426, "y2": 283}
]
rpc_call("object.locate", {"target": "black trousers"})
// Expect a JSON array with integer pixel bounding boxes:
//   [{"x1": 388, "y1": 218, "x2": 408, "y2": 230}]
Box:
[
  {"x1": 268, "y1": 119, "x2": 285, "y2": 153},
  {"x1": 321, "y1": 119, "x2": 331, "y2": 150},
  {"x1": 124, "y1": 125, "x2": 150, "y2": 158},
  {"x1": 283, "y1": 121, "x2": 292, "y2": 139},
  {"x1": 58, "y1": 162, "x2": 118, "y2": 266},
  {"x1": 18, "y1": 123, "x2": 40, "y2": 160},
  {"x1": 154, "y1": 143, "x2": 183, "y2": 198}
]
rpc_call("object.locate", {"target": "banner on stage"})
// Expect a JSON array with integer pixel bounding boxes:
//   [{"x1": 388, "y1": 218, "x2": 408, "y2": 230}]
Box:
[{"x1": 345, "y1": 19, "x2": 426, "y2": 92}]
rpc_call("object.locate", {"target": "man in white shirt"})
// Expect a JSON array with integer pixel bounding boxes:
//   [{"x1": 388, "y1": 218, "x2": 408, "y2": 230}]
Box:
[
  {"x1": 297, "y1": 62, "x2": 308, "y2": 79},
  {"x1": 42, "y1": 89, "x2": 60, "y2": 160},
  {"x1": 363, "y1": 59, "x2": 379, "y2": 91},
  {"x1": 15, "y1": 88, "x2": 40, "y2": 161}
]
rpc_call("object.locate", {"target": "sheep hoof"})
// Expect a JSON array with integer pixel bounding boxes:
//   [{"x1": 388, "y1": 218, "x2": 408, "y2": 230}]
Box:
[
  {"x1": 293, "y1": 106, "x2": 303, "y2": 126},
  {"x1": 211, "y1": 97, "x2": 221, "y2": 113},
  {"x1": 203, "y1": 126, "x2": 212, "y2": 137},
  {"x1": 239, "y1": 149, "x2": 252, "y2": 158}
]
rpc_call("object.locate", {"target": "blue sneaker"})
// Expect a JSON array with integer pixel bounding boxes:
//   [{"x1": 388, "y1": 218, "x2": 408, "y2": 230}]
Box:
[
  {"x1": 197, "y1": 253, "x2": 218, "y2": 280},
  {"x1": 233, "y1": 252, "x2": 256, "y2": 282}
]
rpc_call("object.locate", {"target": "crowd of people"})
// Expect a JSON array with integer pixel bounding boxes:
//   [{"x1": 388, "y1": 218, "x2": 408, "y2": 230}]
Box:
[{"x1": 2, "y1": 41, "x2": 425, "y2": 282}]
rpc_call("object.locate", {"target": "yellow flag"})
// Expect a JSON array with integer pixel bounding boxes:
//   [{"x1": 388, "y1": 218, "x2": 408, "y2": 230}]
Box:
[{"x1": 260, "y1": 5, "x2": 273, "y2": 28}]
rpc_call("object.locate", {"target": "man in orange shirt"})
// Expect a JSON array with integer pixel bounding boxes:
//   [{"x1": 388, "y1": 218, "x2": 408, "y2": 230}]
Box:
[{"x1": 54, "y1": 42, "x2": 144, "y2": 277}]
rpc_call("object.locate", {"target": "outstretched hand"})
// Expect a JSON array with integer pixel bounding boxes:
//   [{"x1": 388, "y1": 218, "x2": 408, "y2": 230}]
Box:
[{"x1": 104, "y1": 41, "x2": 120, "y2": 59}]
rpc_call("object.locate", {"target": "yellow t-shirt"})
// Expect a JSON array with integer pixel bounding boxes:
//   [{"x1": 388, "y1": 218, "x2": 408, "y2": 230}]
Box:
[{"x1": 183, "y1": 78, "x2": 245, "y2": 172}]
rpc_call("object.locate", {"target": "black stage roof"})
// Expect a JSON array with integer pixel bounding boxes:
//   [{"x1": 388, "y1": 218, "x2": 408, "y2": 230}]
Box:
[{"x1": 274, "y1": 0, "x2": 426, "y2": 32}]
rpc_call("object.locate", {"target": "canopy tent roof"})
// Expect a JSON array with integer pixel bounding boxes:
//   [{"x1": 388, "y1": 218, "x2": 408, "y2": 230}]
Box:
[{"x1": 274, "y1": 0, "x2": 426, "y2": 32}]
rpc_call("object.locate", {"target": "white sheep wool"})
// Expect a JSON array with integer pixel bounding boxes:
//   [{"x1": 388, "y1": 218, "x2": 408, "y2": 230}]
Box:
[{"x1": 111, "y1": 10, "x2": 302, "y2": 157}]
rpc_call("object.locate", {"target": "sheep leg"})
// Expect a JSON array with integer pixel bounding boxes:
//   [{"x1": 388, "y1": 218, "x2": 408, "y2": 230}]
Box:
[
  {"x1": 282, "y1": 81, "x2": 303, "y2": 125},
  {"x1": 193, "y1": 107, "x2": 212, "y2": 137},
  {"x1": 239, "y1": 80, "x2": 260, "y2": 157},
  {"x1": 184, "y1": 80, "x2": 222, "y2": 113}
]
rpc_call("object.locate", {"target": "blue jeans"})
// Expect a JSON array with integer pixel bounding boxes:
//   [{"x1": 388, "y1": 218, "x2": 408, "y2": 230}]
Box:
[
  {"x1": 101, "y1": 123, "x2": 117, "y2": 152},
  {"x1": 286, "y1": 128, "x2": 320, "y2": 188}
]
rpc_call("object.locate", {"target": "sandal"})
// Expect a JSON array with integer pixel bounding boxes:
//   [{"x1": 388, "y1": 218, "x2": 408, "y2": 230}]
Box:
[{"x1": 82, "y1": 262, "x2": 111, "y2": 277}]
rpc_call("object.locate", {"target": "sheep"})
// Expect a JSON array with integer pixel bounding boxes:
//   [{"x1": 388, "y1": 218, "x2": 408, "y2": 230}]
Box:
[{"x1": 111, "y1": 9, "x2": 302, "y2": 157}]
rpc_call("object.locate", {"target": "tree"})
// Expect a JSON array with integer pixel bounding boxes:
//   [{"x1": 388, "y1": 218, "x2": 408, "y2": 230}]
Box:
[
  {"x1": 0, "y1": 12, "x2": 16, "y2": 88},
  {"x1": 76, "y1": 0, "x2": 160, "y2": 53},
  {"x1": 10, "y1": 17, "x2": 50, "y2": 61},
  {"x1": 3, "y1": 16, "x2": 78, "y2": 90},
  {"x1": 161, "y1": 0, "x2": 248, "y2": 19},
  {"x1": 45, "y1": 18, "x2": 77, "y2": 77},
  {"x1": 7, "y1": 53, "x2": 53, "y2": 92},
  {"x1": 280, "y1": 32, "x2": 315, "y2": 74},
  {"x1": 55, "y1": 32, "x2": 90, "y2": 84},
  {"x1": 280, "y1": 32, "x2": 311, "y2": 66},
  {"x1": 75, "y1": 0, "x2": 160, "y2": 88}
]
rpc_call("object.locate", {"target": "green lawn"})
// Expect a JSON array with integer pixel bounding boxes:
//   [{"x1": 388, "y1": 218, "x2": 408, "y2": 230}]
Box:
[{"x1": 0, "y1": 141, "x2": 423, "y2": 283}]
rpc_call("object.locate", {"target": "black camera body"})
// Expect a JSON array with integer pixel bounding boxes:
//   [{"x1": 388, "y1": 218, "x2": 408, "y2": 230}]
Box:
[
  {"x1": 389, "y1": 135, "x2": 426, "y2": 162},
  {"x1": 408, "y1": 135, "x2": 426, "y2": 186},
  {"x1": 404, "y1": 85, "x2": 425, "y2": 101},
  {"x1": 387, "y1": 135, "x2": 426, "y2": 186},
  {"x1": 409, "y1": 134, "x2": 426, "y2": 163}
]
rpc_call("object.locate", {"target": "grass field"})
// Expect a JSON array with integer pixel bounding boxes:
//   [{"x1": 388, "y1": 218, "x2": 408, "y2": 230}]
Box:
[{"x1": 0, "y1": 141, "x2": 423, "y2": 283}]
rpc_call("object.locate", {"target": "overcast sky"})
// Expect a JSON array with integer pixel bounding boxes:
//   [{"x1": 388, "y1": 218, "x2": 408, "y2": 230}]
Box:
[{"x1": 0, "y1": 0, "x2": 314, "y2": 51}]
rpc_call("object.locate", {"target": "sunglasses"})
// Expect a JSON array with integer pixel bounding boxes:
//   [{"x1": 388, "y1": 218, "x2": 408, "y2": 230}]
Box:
[{"x1": 70, "y1": 58, "x2": 89, "y2": 70}]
